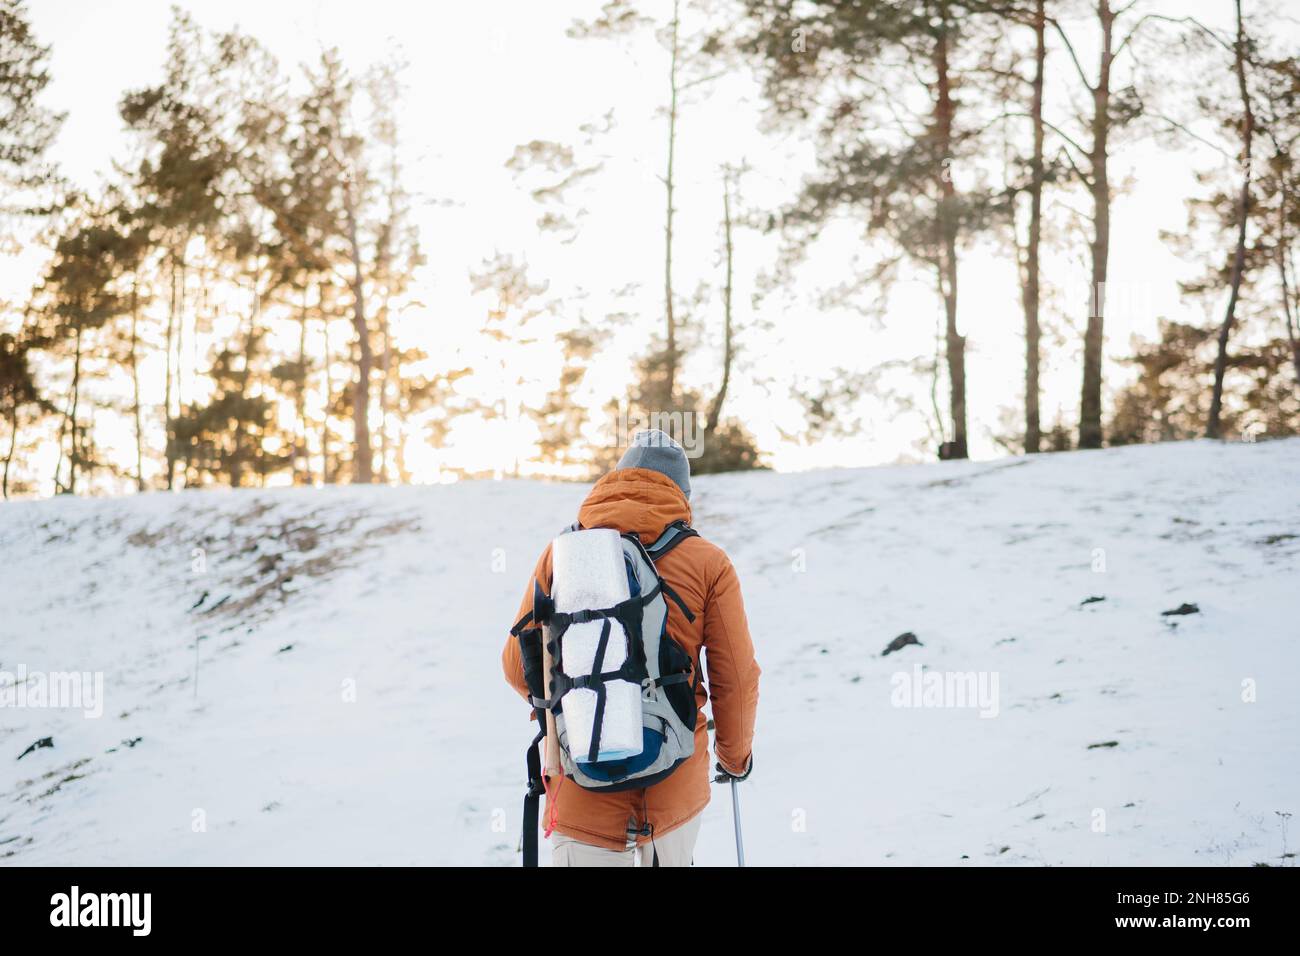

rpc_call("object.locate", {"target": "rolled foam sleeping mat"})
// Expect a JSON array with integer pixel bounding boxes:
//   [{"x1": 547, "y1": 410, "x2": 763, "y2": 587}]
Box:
[{"x1": 552, "y1": 529, "x2": 644, "y2": 762}]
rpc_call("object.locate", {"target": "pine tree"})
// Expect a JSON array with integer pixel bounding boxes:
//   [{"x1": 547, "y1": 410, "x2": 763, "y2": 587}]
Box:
[
  {"x1": 570, "y1": 0, "x2": 724, "y2": 408},
  {"x1": 0, "y1": 0, "x2": 63, "y2": 495},
  {"x1": 37, "y1": 204, "x2": 132, "y2": 494},
  {"x1": 1159, "y1": 4, "x2": 1299, "y2": 439},
  {"x1": 0, "y1": 315, "x2": 50, "y2": 497},
  {"x1": 1046, "y1": 1, "x2": 1153, "y2": 449},
  {"x1": 119, "y1": 12, "x2": 229, "y2": 488},
  {"x1": 0, "y1": 0, "x2": 63, "y2": 218},
  {"x1": 736, "y1": 0, "x2": 1007, "y2": 459},
  {"x1": 170, "y1": 328, "x2": 288, "y2": 486},
  {"x1": 366, "y1": 56, "x2": 423, "y2": 484}
]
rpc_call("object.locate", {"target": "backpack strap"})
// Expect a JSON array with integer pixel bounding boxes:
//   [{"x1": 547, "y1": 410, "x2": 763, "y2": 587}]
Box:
[
  {"x1": 659, "y1": 581, "x2": 696, "y2": 623},
  {"x1": 515, "y1": 580, "x2": 553, "y2": 867},
  {"x1": 645, "y1": 521, "x2": 699, "y2": 624},
  {"x1": 585, "y1": 619, "x2": 614, "y2": 763},
  {"x1": 521, "y1": 728, "x2": 544, "y2": 867},
  {"x1": 646, "y1": 519, "x2": 698, "y2": 560}
]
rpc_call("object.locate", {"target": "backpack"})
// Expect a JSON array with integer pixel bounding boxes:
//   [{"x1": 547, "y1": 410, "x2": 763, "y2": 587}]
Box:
[{"x1": 511, "y1": 519, "x2": 700, "y2": 867}]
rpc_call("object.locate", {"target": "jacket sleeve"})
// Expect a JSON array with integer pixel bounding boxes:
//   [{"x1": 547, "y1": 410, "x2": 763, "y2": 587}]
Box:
[
  {"x1": 702, "y1": 551, "x2": 760, "y2": 776},
  {"x1": 502, "y1": 544, "x2": 554, "y2": 706}
]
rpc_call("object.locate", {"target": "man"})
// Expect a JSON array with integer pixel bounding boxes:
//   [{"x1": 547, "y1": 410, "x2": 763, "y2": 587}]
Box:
[{"x1": 502, "y1": 429, "x2": 761, "y2": 866}]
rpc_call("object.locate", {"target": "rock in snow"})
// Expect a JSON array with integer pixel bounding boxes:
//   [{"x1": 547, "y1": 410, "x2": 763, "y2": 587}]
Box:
[{"x1": 881, "y1": 632, "x2": 923, "y2": 656}]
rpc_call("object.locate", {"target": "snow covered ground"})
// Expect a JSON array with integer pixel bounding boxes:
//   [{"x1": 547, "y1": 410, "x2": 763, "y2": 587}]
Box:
[{"x1": 2, "y1": 438, "x2": 1297, "y2": 866}]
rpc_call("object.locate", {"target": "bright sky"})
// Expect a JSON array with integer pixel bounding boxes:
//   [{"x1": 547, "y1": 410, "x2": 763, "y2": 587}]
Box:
[{"x1": 6, "y1": 0, "x2": 1290, "y2": 482}]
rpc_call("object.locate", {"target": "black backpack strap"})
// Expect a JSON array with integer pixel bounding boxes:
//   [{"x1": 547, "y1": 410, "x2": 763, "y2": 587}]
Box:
[
  {"x1": 584, "y1": 619, "x2": 614, "y2": 763},
  {"x1": 547, "y1": 593, "x2": 642, "y2": 636},
  {"x1": 659, "y1": 581, "x2": 696, "y2": 623},
  {"x1": 516, "y1": 575, "x2": 555, "y2": 867}
]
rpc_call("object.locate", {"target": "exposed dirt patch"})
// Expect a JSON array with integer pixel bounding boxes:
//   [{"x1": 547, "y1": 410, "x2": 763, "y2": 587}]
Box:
[{"x1": 120, "y1": 500, "x2": 423, "y2": 630}]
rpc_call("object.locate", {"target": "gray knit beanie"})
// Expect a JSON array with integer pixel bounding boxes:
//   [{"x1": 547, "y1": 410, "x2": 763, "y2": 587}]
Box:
[{"x1": 615, "y1": 429, "x2": 691, "y2": 500}]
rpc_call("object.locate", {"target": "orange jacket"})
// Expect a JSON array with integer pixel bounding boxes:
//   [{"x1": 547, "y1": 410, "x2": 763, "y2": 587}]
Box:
[{"x1": 502, "y1": 467, "x2": 760, "y2": 851}]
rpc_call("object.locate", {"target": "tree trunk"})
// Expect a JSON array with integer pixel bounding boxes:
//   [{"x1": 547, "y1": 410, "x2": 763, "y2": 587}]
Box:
[
  {"x1": 708, "y1": 168, "x2": 736, "y2": 431},
  {"x1": 321, "y1": 303, "x2": 335, "y2": 484},
  {"x1": 230, "y1": 274, "x2": 259, "y2": 489},
  {"x1": 3, "y1": 401, "x2": 17, "y2": 499},
  {"x1": 176, "y1": 257, "x2": 187, "y2": 416},
  {"x1": 1022, "y1": 0, "x2": 1046, "y2": 453},
  {"x1": 163, "y1": 255, "x2": 177, "y2": 489},
  {"x1": 376, "y1": 176, "x2": 397, "y2": 485},
  {"x1": 344, "y1": 190, "x2": 373, "y2": 485},
  {"x1": 130, "y1": 279, "x2": 145, "y2": 491},
  {"x1": 1281, "y1": 230, "x2": 1300, "y2": 388},
  {"x1": 84, "y1": 410, "x2": 96, "y2": 493},
  {"x1": 1207, "y1": 0, "x2": 1255, "y2": 440},
  {"x1": 296, "y1": 281, "x2": 312, "y2": 485},
  {"x1": 65, "y1": 324, "x2": 83, "y2": 494},
  {"x1": 4, "y1": 304, "x2": 33, "y2": 498},
  {"x1": 663, "y1": 0, "x2": 681, "y2": 406},
  {"x1": 1284, "y1": 270, "x2": 1300, "y2": 387},
  {"x1": 935, "y1": 15, "x2": 967, "y2": 459},
  {"x1": 929, "y1": 311, "x2": 947, "y2": 446},
  {"x1": 396, "y1": 416, "x2": 410, "y2": 483},
  {"x1": 378, "y1": 301, "x2": 393, "y2": 484},
  {"x1": 1079, "y1": 1, "x2": 1115, "y2": 450}
]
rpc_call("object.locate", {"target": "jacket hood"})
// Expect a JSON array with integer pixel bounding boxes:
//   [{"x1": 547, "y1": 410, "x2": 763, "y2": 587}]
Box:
[{"x1": 577, "y1": 467, "x2": 692, "y2": 542}]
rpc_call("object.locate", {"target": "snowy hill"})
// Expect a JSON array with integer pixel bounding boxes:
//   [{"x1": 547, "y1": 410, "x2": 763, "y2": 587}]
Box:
[{"x1": 2, "y1": 438, "x2": 1298, "y2": 866}]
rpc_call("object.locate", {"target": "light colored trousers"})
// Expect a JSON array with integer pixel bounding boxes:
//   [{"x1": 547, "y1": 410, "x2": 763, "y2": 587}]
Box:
[{"x1": 551, "y1": 813, "x2": 702, "y2": 867}]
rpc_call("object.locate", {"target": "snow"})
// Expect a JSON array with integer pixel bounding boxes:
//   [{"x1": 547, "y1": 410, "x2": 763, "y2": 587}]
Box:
[{"x1": 2, "y1": 438, "x2": 1298, "y2": 866}]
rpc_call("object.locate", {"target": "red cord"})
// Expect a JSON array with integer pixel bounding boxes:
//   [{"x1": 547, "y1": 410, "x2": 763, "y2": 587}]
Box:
[{"x1": 542, "y1": 768, "x2": 564, "y2": 838}]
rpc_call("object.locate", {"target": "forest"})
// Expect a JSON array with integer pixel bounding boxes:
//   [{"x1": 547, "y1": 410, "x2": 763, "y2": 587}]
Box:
[{"x1": 0, "y1": 0, "x2": 1297, "y2": 499}]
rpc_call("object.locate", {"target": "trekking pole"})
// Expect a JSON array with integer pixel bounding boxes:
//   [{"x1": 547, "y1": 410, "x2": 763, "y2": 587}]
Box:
[{"x1": 730, "y1": 777, "x2": 746, "y2": 867}]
